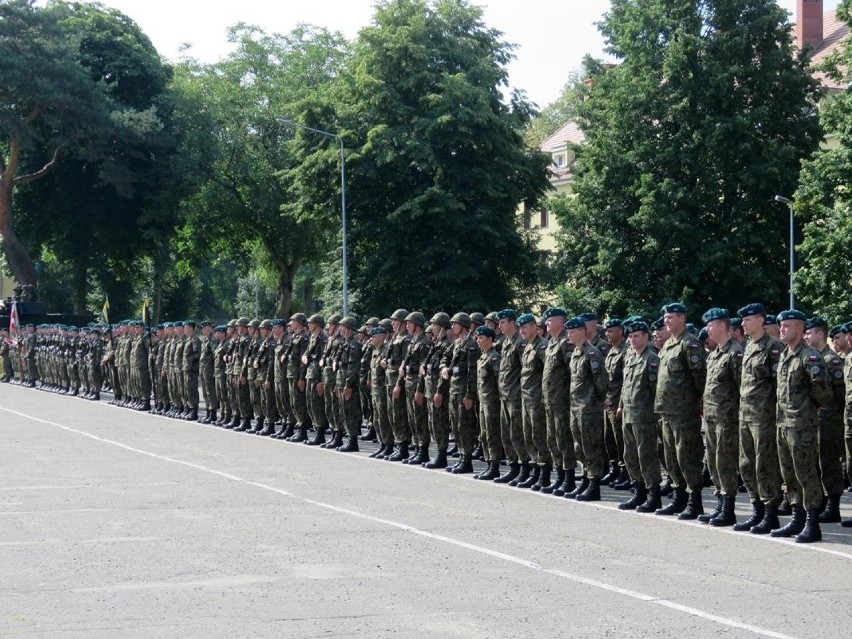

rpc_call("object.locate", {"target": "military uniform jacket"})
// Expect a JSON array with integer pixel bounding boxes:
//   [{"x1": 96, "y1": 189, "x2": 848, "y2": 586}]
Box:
[
  {"x1": 521, "y1": 335, "x2": 548, "y2": 404},
  {"x1": 421, "y1": 335, "x2": 451, "y2": 394},
  {"x1": 386, "y1": 330, "x2": 411, "y2": 385},
  {"x1": 703, "y1": 338, "x2": 743, "y2": 422},
  {"x1": 400, "y1": 332, "x2": 430, "y2": 390},
  {"x1": 604, "y1": 341, "x2": 627, "y2": 408},
  {"x1": 199, "y1": 336, "x2": 215, "y2": 375},
  {"x1": 335, "y1": 335, "x2": 362, "y2": 390},
  {"x1": 130, "y1": 336, "x2": 149, "y2": 375},
  {"x1": 273, "y1": 336, "x2": 287, "y2": 382},
  {"x1": 592, "y1": 334, "x2": 610, "y2": 358},
  {"x1": 654, "y1": 331, "x2": 706, "y2": 416},
  {"x1": 246, "y1": 337, "x2": 262, "y2": 380},
  {"x1": 303, "y1": 332, "x2": 326, "y2": 381},
  {"x1": 287, "y1": 332, "x2": 305, "y2": 380},
  {"x1": 776, "y1": 341, "x2": 832, "y2": 429},
  {"x1": 845, "y1": 351, "x2": 852, "y2": 420},
  {"x1": 569, "y1": 342, "x2": 608, "y2": 413},
  {"x1": 497, "y1": 332, "x2": 523, "y2": 402},
  {"x1": 23, "y1": 333, "x2": 35, "y2": 361},
  {"x1": 256, "y1": 337, "x2": 274, "y2": 383},
  {"x1": 173, "y1": 336, "x2": 186, "y2": 373},
  {"x1": 542, "y1": 330, "x2": 572, "y2": 406},
  {"x1": 818, "y1": 345, "x2": 845, "y2": 425},
  {"x1": 440, "y1": 334, "x2": 479, "y2": 399},
  {"x1": 183, "y1": 335, "x2": 201, "y2": 373},
  {"x1": 476, "y1": 346, "x2": 501, "y2": 405},
  {"x1": 739, "y1": 332, "x2": 782, "y2": 423},
  {"x1": 620, "y1": 346, "x2": 659, "y2": 424},
  {"x1": 214, "y1": 338, "x2": 228, "y2": 377},
  {"x1": 321, "y1": 334, "x2": 340, "y2": 385},
  {"x1": 235, "y1": 335, "x2": 251, "y2": 378},
  {"x1": 370, "y1": 340, "x2": 389, "y2": 389},
  {"x1": 360, "y1": 341, "x2": 373, "y2": 390}
]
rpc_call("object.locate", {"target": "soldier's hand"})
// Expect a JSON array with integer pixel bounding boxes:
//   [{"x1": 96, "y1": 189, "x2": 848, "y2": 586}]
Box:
[
  {"x1": 414, "y1": 391, "x2": 424, "y2": 406},
  {"x1": 297, "y1": 379, "x2": 305, "y2": 392},
  {"x1": 316, "y1": 382, "x2": 325, "y2": 397},
  {"x1": 392, "y1": 386, "x2": 401, "y2": 400},
  {"x1": 343, "y1": 386, "x2": 352, "y2": 401},
  {"x1": 301, "y1": 355, "x2": 308, "y2": 365},
  {"x1": 615, "y1": 406, "x2": 623, "y2": 421},
  {"x1": 240, "y1": 375, "x2": 247, "y2": 386},
  {"x1": 433, "y1": 393, "x2": 443, "y2": 408},
  {"x1": 380, "y1": 359, "x2": 388, "y2": 369},
  {"x1": 398, "y1": 364, "x2": 404, "y2": 377},
  {"x1": 264, "y1": 381, "x2": 271, "y2": 390},
  {"x1": 419, "y1": 365, "x2": 426, "y2": 376},
  {"x1": 463, "y1": 397, "x2": 473, "y2": 411},
  {"x1": 253, "y1": 379, "x2": 260, "y2": 388},
  {"x1": 441, "y1": 367, "x2": 449, "y2": 380}
]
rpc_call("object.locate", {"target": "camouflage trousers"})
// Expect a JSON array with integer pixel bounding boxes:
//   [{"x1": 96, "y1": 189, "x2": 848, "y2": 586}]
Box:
[
  {"x1": 521, "y1": 398, "x2": 546, "y2": 465},
  {"x1": 341, "y1": 388, "x2": 362, "y2": 437},
  {"x1": 372, "y1": 386, "x2": 393, "y2": 445},
  {"x1": 777, "y1": 425, "x2": 822, "y2": 511},
  {"x1": 500, "y1": 399, "x2": 528, "y2": 464},
  {"x1": 622, "y1": 420, "x2": 662, "y2": 488},
  {"x1": 289, "y1": 378, "x2": 310, "y2": 428},
  {"x1": 387, "y1": 382, "x2": 410, "y2": 443},
  {"x1": 185, "y1": 370, "x2": 199, "y2": 409},
  {"x1": 818, "y1": 417, "x2": 845, "y2": 496},
  {"x1": 360, "y1": 381, "x2": 372, "y2": 426},
  {"x1": 406, "y1": 381, "x2": 429, "y2": 448},
  {"x1": 263, "y1": 381, "x2": 278, "y2": 423},
  {"x1": 659, "y1": 414, "x2": 704, "y2": 494},
  {"x1": 237, "y1": 377, "x2": 252, "y2": 419},
  {"x1": 704, "y1": 415, "x2": 739, "y2": 497},
  {"x1": 479, "y1": 399, "x2": 501, "y2": 461},
  {"x1": 739, "y1": 418, "x2": 782, "y2": 506},
  {"x1": 570, "y1": 407, "x2": 606, "y2": 479},
  {"x1": 604, "y1": 409, "x2": 625, "y2": 467},
  {"x1": 450, "y1": 393, "x2": 478, "y2": 455},
  {"x1": 544, "y1": 402, "x2": 574, "y2": 471},
  {"x1": 307, "y1": 380, "x2": 328, "y2": 430},
  {"x1": 331, "y1": 386, "x2": 344, "y2": 432},
  {"x1": 846, "y1": 418, "x2": 852, "y2": 486},
  {"x1": 200, "y1": 367, "x2": 216, "y2": 411},
  {"x1": 215, "y1": 375, "x2": 229, "y2": 417}
]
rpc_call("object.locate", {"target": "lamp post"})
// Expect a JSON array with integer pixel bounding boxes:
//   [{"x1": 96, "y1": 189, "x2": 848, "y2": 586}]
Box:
[
  {"x1": 774, "y1": 194, "x2": 795, "y2": 310},
  {"x1": 277, "y1": 118, "x2": 348, "y2": 316}
]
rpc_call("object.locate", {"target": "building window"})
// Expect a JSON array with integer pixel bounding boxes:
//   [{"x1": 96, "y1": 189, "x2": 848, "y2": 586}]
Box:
[
  {"x1": 553, "y1": 153, "x2": 566, "y2": 168},
  {"x1": 540, "y1": 209, "x2": 549, "y2": 228}
]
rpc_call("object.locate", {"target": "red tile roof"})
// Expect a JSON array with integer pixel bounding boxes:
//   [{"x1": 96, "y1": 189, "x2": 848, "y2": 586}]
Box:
[
  {"x1": 540, "y1": 120, "x2": 585, "y2": 153},
  {"x1": 808, "y1": 9, "x2": 850, "y2": 90}
]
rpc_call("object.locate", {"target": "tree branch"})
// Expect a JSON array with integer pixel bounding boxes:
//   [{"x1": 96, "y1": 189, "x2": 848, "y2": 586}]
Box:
[{"x1": 12, "y1": 145, "x2": 63, "y2": 185}]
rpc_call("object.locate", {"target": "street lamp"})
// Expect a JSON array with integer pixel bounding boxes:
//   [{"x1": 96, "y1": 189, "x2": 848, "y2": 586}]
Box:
[
  {"x1": 774, "y1": 194, "x2": 795, "y2": 310},
  {"x1": 277, "y1": 117, "x2": 348, "y2": 316}
]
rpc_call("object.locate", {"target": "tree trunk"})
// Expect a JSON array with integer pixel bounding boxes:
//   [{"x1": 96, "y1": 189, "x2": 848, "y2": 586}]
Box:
[
  {"x1": 0, "y1": 180, "x2": 37, "y2": 287},
  {"x1": 275, "y1": 260, "x2": 299, "y2": 319},
  {"x1": 71, "y1": 252, "x2": 89, "y2": 315}
]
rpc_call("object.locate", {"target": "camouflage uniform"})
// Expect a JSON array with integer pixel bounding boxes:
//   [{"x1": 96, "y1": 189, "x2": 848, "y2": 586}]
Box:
[
  {"x1": 521, "y1": 334, "x2": 549, "y2": 466},
  {"x1": 476, "y1": 344, "x2": 502, "y2": 462},
  {"x1": 498, "y1": 332, "x2": 527, "y2": 464},
  {"x1": 604, "y1": 341, "x2": 628, "y2": 472},
  {"x1": 423, "y1": 332, "x2": 452, "y2": 451},
  {"x1": 817, "y1": 345, "x2": 846, "y2": 498},
  {"x1": 569, "y1": 341, "x2": 609, "y2": 479},
  {"x1": 542, "y1": 330, "x2": 574, "y2": 472},
  {"x1": 336, "y1": 333, "x2": 362, "y2": 437},
  {"x1": 703, "y1": 338, "x2": 743, "y2": 497},
  {"x1": 386, "y1": 328, "x2": 411, "y2": 444},
  {"x1": 440, "y1": 332, "x2": 480, "y2": 455},
  {"x1": 400, "y1": 332, "x2": 431, "y2": 449},
  {"x1": 371, "y1": 337, "x2": 392, "y2": 445},
  {"x1": 620, "y1": 346, "x2": 662, "y2": 488}
]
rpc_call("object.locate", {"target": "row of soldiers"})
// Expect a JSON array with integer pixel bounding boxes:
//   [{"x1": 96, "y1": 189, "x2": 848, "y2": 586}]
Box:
[{"x1": 3, "y1": 303, "x2": 851, "y2": 543}]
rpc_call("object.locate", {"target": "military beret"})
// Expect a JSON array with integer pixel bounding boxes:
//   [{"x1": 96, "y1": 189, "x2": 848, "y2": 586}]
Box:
[
  {"x1": 777, "y1": 309, "x2": 806, "y2": 322},
  {"x1": 271, "y1": 318, "x2": 285, "y2": 327},
  {"x1": 199, "y1": 320, "x2": 213, "y2": 328},
  {"x1": 339, "y1": 315, "x2": 358, "y2": 331},
  {"x1": 237, "y1": 317, "x2": 250, "y2": 326},
  {"x1": 81, "y1": 327, "x2": 91, "y2": 333},
  {"x1": 697, "y1": 327, "x2": 709, "y2": 343},
  {"x1": 289, "y1": 312, "x2": 308, "y2": 325},
  {"x1": 701, "y1": 308, "x2": 730, "y2": 323},
  {"x1": 738, "y1": 303, "x2": 765, "y2": 318},
  {"x1": 259, "y1": 319, "x2": 273, "y2": 329},
  {"x1": 517, "y1": 313, "x2": 536, "y2": 327},
  {"x1": 390, "y1": 308, "x2": 409, "y2": 321},
  {"x1": 579, "y1": 312, "x2": 597, "y2": 323},
  {"x1": 805, "y1": 316, "x2": 828, "y2": 331},
  {"x1": 370, "y1": 325, "x2": 388, "y2": 336},
  {"x1": 469, "y1": 312, "x2": 485, "y2": 326},
  {"x1": 829, "y1": 324, "x2": 843, "y2": 338},
  {"x1": 366, "y1": 317, "x2": 380, "y2": 327},
  {"x1": 686, "y1": 323, "x2": 697, "y2": 335},
  {"x1": 566, "y1": 316, "x2": 585, "y2": 330},
  {"x1": 450, "y1": 312, "x2": 471, "y2": 329},
  {"x1": 215, "y1": 325, "x2": 227, "y2": 332},
  {"x1": 764, "y1": 314, "x2": 778, "y2": 326},
  {"x1": 662, "y1": 302, "x2": 687, "y2": 315},
  {"x1": 307, "y1": 313, "x2": 325, "y2": 327},
  {"x1": 730, "y1": 317, "x2": 742, "y2": 328},
  {"x1": 474, "y1": 325, "x2": 496, "y2": 338},
  {"x1": 184, "y1": 320, "x2": 196, "y2": 328},
  {"x1": 485, "y1": 311, "x2": 500, "y2": 323},
  {"x1": 627, "y1": 320, "x2": 650, "y2": 334},
  {"x1": 842, "y1": 321, "x2": 852, "y2": 333},
  {"x1": 651, "y1": 317, "x2": 664, "y2": 330},
  {"x1": 604, "y1": 318, "x2": 623, "y2": 329},
  {"x1": 497, "y1": 309, "x2": 517, "y2": 321},
  {"x1": 429, "y1": 312, "x2": 451, "y2": 328},
  {"x1": 542, "y1": 307, "x2": 567, "y2": 320},
  {"x1": 327, "y1": 313, "x2": 343, "y2": 325},
  {"x1": 624, "y1": 315, "x2": 644, "y2": 325},
  {"x1": 404, "y1": 311, "x2": 426, "y2": 327}
]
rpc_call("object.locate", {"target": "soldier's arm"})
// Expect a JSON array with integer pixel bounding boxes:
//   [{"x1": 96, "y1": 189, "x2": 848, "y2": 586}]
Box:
[
  {"x1": 465, "y1": 341, "x2": 480, "y2": 400},
  {"x1": 687, "y1": 341, "x2": 707, "y2": 395},
  {"x1": 808, "y1": 356, "x2": 833, "y2": 407}
]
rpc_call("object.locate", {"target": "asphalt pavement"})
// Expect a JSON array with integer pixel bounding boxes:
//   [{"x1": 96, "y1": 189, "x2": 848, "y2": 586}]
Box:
[{"x1": 1, "y1": 383, "x2": 851, "y2": 638}]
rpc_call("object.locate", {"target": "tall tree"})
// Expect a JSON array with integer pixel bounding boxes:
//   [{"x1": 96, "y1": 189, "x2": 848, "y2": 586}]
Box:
[
  {"x1": 796, "y1": 0, "x2": 852, "y2": 322},
  {"x1": 336, "y1": 0, "x2": 551, "y2": 315},
  {"x1": 173, "y1": 24, "x2": 349, "y2": 318},
  {"x1": 555, "y1": 0, "x2": 821, "y2": 318}
]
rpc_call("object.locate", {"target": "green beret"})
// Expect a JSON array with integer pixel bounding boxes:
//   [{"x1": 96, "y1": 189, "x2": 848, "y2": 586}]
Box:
[
  {"x1": 604, "y1": 318, "x2": 623, "y2": 329},
  {"x1": 517, "y1": 313, "x2": 535, "y2": 327},
  {"x1": 650, "y1": 317, "x2": 664, "y2": 330},
  {"x1": 566, "y1": 316, "x2": 585, "y2": 330},
  {"x1": 627, "y1": 320, "x2": 649, "y2": 334},
  {"x1": 579, "y1": 312, "x2": 597, "y2": 323},
  {"x1": 497, "y1": 309, "x2": 517, "y2": 321},
  {"x1": 215, "y1": 325, "x2": 227, "y2": 332},
  {"x1": 842, "y1": 321, "x2": 852, "y2": 333},
  {"x1": 199, "y1": 320, "x2": 213, "y2": 328},
  {"x1": 686, "y1": 323, "x2": 697, "y2": 335},
  {"x1": 737, "y1": 303, "x2": 765, "y2": 318},
  {"x1": 805, "y1": 316, "x2": 828, "y2": 331},
  {"x1": 698, "y1": 327, "x2": 709, "y2": 343},
  {"x1": 701, "y1": 308, "x2": 730, "y2": 323},
  {"x1": 730, "y1": 317, "x2": 742, "y2": 328},
  {"x1": 474, "y1": 325, "x2": 495, "y2": 338},
  {"x1": 829, "y1": 324, "x2": 843, "y2": 338},
  {"x1": 777, "y1": 309, "x2": 806, "y2": 322},
  {"x1": 184, "y1": 320, "x2": 196, "y2": 328},
  {"x1": 272, "y1": 318, "x2": 285, "y2": 327},
  {"x1": 662, "y1": 302, "x2": 687, "y2": 315},
  {"x1": 370, "y1": 325, "x2": 388, "y2": 336},
  {"x1": 764, "y1": 314, "x2": 778, "y2": 326},
  {"x1": 542, "y1": 307, "x2": 567, "y2": 320}
]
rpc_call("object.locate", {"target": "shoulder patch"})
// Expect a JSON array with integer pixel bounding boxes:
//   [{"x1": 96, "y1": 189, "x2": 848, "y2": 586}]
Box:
[
  {"x1": 808, "y1": 354, "x2": 820, "y2": 362},
  {"x1": 690, "y1": 354, "x2": 700, "y2": 363},
  {"x1": 736, "y1": 352, "x2": 743, "y2": 359},
  {"x1": 811, "y1": 365, "x2": 821, "y2": 375},
  {"x1": 650, "y1": 361, "x2": 659, "y2": 370},
  {"x1": 591, "y1": 359, "x2": 600, "y2": 370},
  {"x1": 831, "y1": 358, "x2": 843, "y2": 368},
  {"x1": 689, "y1": 342, "x2": 701, "y2": 350}
]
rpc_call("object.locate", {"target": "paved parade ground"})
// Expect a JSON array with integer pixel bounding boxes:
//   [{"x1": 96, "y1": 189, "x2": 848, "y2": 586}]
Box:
[{"x1": 1, "y1": 383, "x2": 851, "y2": 639}]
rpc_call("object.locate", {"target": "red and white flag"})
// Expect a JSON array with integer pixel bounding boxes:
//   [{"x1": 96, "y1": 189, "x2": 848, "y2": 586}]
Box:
[{"x1": 9, "y1": 301, "x2": 20, "y2": 335}]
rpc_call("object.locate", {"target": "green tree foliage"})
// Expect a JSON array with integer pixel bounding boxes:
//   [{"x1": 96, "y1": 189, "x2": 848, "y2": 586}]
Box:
[
  {"x1": 173, "y1": 24, "x2": 349, "y2": 319},
  {"x1": 336, "y1": 0, "x2": 551, "y2": 316},
  {"x1": 555, "y1": 0, "x2": 821, "y2": 319},
  {"x1": 796, "y1": 0, "x2": 852, "y2": 322}
]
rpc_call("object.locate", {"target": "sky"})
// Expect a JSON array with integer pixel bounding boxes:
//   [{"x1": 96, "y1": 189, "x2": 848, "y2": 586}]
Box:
[{"x1": 74, "y1": 0, "x2": 841, "y2": 110}]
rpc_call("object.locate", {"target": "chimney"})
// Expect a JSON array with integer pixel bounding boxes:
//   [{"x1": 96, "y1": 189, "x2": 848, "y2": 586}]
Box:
[{"x1": 796, "y1": 0, "x2": 824, "y2": 50}]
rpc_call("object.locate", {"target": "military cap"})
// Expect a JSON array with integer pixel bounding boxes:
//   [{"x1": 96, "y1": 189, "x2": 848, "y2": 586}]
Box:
[
  {"x1": 764, "y1": 314, "x2": 778, "y2": 326},
  {"x1": 485, "y1": 311, "x2": 500, "y2": 323},
  {"x1": 701, "y1": 308, "x2": 730, "y2": 323},
  {"x1": 842, "y1": 321, "x2": 852, "y2": 333},
  {"x1": 200, "y1": 320, "x2": 213, "y2": 328},
  {"x1": 366, "y1": 317, "x2": 380, "y2": 327},
  {"x1": 429, "y1": 312, "x2": 451, "y2": 328},
  {"x1": 697, "y1": 327, "x2": 709, "y2": 343},
  {"x1": 470, "y1": 312, "x2": 485, "y2": 326},
  {"x1": 661, "y1": 302, "x2": 687, "y2": 315},
  {"x1": 651, "y1": 317, "x2": 664, "y2": 330},
  {"x1": 215, "y1": 324, "x2": 227, "y2": 332},
  {"x1": 307, "y1": 313, "x2": 325, "y2": 327},
  {"x1": 339, "y1": 315, "x2": 358, "y2": 331},
  {"x1": 379, "y1": 318, "x2": 394, "y2": 331},
  {"x1": 474, "y1": 325, "x2": 496, "y2": 338},
  {"x1": 370, "y1": 325, "x2": 388, "y2": 336},
  {"x1": 289, "y1": 312, "x2": 308, "y2": 325},
  {"x1": 579, "y1": 312, "x2": 598, "y2": 323},
  {"x1": 627, "y1": 320, "x2": 650, "y2": 334},
  {"x1": 497, "y1": 309, "x2": 517, "y2": 321},
  {"x1": 450, "y1": 312, "x2": 471, "y2": 329},
  {"x1": 566, "y1": 316, "x2": 585, "y2": 330},
  {"x1": 404, "y1": 311, "x2": 426, "y2": 327},
  {"x1": 259, "y1": 319, "x2": 273, "y2": 329},
  {"x1": 542, "y1": 307, "x2": 567, "y2": 320},
  {"x1": 738, "y1": 303, "x2": 766, "y2": 318},
  {"x1": 805, "y1": 316, "x2": 828, "y2": 331},
  {"x1": 829, "y1": 324, "x2": 843, "y2": 338},
  {"x1": 237, "y1": 317, "x2": 250, "y2": 326},
  {"x1": 327, "y1": 313, "x2": 343, "y2": 325},
  {"x1": 777, "y1": 309, "x2": 806, "y2": 322},
  {"x1": 391, "y1": 308, "x2": 409, "y2": 321},
  {"x1": 184, "y1": 320, "x2": 197, "y2": 328},
  {"x1": 514, "y1": 313, "x2": 534, "y2": 327},
  {"x1": 604, "y1": 318, "x2": 623, "y2": 329},
  {"x1": 730, "y1": 317, "x2": 742, "y2": 328},
  {"x1": 247, "y1": 319, "x2": 260, "y2": 328}
]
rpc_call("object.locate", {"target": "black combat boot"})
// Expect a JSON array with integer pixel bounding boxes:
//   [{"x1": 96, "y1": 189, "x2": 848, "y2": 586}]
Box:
[
  {"x1": 531, "y1": 464, "x2": 551, "y2": 491},
  {"x1": 777, "y1": 493, "x2": 792, "y2": 516},
  {"x1": 477, "y1": 461, "x2": 500, "y2": 481},
  {"x1": 337, "y1": 436, "x2": 359, "y2": 452},
  {"x1": 447, "y1": 444, "x2": 459, "y2": 458},
  {"x1": 450, "y1": 454, "x2": 474, "y2": 474},
  {"x1": 258, "y1": 422, "x2": 275, "y2": 436},
  {"x1": 659, "y1": 476, "x2": 674, "y2": 497},
  {"x1": 509, "y1": 462, "x2": 531, "y2": 487},
  {"x1": 541, "y1": 467, "x2": 564, "y2": 494},
  {"x1": 424, "y1": 448, "x2": 448, "y2": 469},
  {"x1": 553, "y1": 471, "x2": 576, "y2": 497},
  {"x1": 416, "y1": 444, "x2": 431, "y2": 466},
  {"x1": 770, "y1": 504, "x2": 806, "y2": 537},
  {"x1": 189, "y1": 407, "x2": 199, "y2": 421},
  {"x1": 247, "y1": 418, "x2": 262, "y2": 434},
  {"x1": 565, "y1": 474, "x2": 589, "y2": 499},
  {"x1": 709, "y1": 496, "x2": 737, "y2": 527},
  {"x1": 795, "y1": 510, "x2": 822, "y2": 543},
  {"x1": 305, "y1": 427, "x2": 326, "y2": 446},
  {"x1": 403, "y1": 444, "x2": 424, "y2": 465},
  {"x1": 471, "y1": 441, "x2": 484, "y2": 461},
  {"x1": 818, "y1": 494, "x2": 841, "y2": 524},
  {"x1": 733, "y1": 500, "x2": 765, "y2": 531},
  {"x1": 278, "y1": 423, "x2": 295, "y2": 440},
  {"x1": 235, "y1": 418, "x2": 251, "y2": 432},
  {"x1": 359, "y1": 426, "x2": 377, "y2": 442},
  {"x1": 656, "y1": 487, "x2": 687, "y2": 516},
  {"x1": 618, "y1": 483, "x2": 647, "y2": 510},
  {"x1": 494, "y1": 462, "x2": 520, "y2": 484},
  {"x1": 611, "y1": 467, "x2": 632, "y2": 490},
  {"x1": 841, "y1": 517, "x2": 852, "y2": 528},
  {"x1": 141, "y1": 399, "x2": 152, "y2": 412},
  {"x1": 749, "y1": 504, "x2": 779, "y2": 535},
  {"x1": 288, "y1": 426, "x2": 309, "y2": 442},
  {"x1": 576, "y1": 477, "x2": 601, "y2": 502},
  {"x1": 517, "y1": 464, "x2": 541, "y2": 489},
  {"x1": 323, "y1": 430, "x2": 344, "y2": 449},
  {"x1": 386, "y1": 441, "x2": 408, "y2": 461},
  {"x1": 677, "y1": 490, "x2": 704, "y2": 520},
  {"x1": 600, "y1": 462, "x2": 619, "y2": 486},
  {"x1": 699, "y1": 496, "x2": 723, "y2": 524}
]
